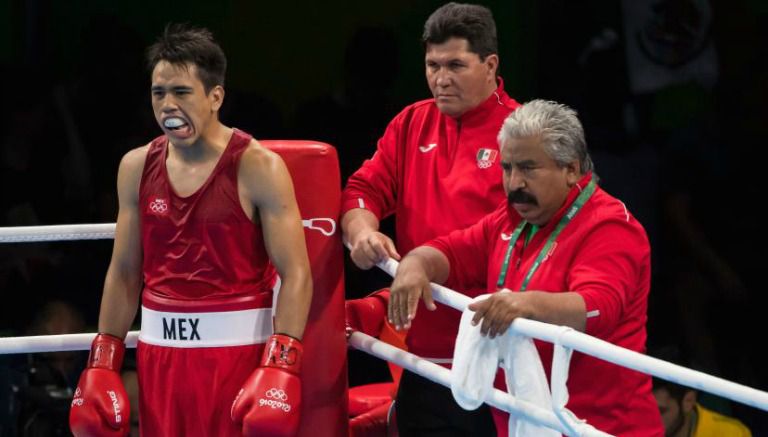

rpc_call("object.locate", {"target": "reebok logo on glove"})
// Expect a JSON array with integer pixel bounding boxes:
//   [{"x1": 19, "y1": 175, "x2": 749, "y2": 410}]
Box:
[{"x1": 258, "y1": 388, "x2": 292, "y2": 412}]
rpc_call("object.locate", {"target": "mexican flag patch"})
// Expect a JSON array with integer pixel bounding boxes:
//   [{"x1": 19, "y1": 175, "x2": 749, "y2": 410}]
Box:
[{"x1": 476, "y1": 148, "x2": 498, "y2": 169}]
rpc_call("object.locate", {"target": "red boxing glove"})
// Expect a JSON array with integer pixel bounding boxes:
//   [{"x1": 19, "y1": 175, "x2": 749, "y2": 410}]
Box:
[
  {"x1": 231, "y1": 334, "x2": 303, "y2": 437},
  {"x1": 345, "y1": 288, "x2": 390, "y2": 337},
  {"x1": 69, "y1": 333, "x2": 130, "y2": 437}
]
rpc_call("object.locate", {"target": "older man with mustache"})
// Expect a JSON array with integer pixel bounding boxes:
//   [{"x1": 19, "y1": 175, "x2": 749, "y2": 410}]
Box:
[{"x1": 389, "y1": 100, "x2": 664, "y2": 436}]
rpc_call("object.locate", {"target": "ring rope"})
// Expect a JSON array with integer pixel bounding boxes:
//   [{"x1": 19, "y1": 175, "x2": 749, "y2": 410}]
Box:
[
  {"x1": 0, "y1": 223, "x2": 116, "y2": 243},
  {"x1": 372, "y1": 257, "x2": 768, "y2": 413},
  {"x1": 0, "y1": 220, "x2": 335, "y2": 242},
  {"x1": 348, "y1": 331, "x2": 611, "y2": 437},
  {"x1": 0, "y1": 331, "x2": 139, "y2": 354}
]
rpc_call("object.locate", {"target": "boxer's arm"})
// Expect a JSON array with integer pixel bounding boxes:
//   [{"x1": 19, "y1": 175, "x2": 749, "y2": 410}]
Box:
[
  {"x1": 97, "y1": 146, "x2": 146, "y2": 339},
  {"x1": 70, "y1": 147, "x2": 144, "y2": 437},
  {"x1": 242, "y1": 144, "x2": 312, "y2": 340}
]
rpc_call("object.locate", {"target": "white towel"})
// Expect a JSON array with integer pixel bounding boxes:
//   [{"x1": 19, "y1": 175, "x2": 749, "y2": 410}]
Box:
[{"x1": 451, "y1": 293, "x2": 560, "y2": 437}]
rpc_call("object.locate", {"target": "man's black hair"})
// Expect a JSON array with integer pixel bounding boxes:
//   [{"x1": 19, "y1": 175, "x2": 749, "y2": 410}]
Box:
[
  {"x1": 146, "y1": 23, "x2": 226, "y2": 92},
  {"x1": 422, "y1": 3, "x2": 498, "y2": 60}
]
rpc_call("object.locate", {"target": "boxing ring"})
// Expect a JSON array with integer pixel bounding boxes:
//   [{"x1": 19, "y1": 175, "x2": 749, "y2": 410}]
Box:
[
  {"x1": 2, "y1": 141, "x2": 768, "y2": 436},
  {"x1": 3, "y1": 222, "x2": 768, "y2": 436}
]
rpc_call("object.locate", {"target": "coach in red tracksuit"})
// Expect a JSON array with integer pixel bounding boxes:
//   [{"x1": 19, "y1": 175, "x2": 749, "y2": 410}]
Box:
[
  {"x1": 390, "y1": 100, "x2": 665, "y2": 436},
  {"x1": 342, "y1": 3, "x2": 519, "y2": 435}
]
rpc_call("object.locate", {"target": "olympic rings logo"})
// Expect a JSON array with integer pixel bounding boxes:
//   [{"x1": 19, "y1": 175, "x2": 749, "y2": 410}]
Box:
[
  {"x1": 265, "y1": 388, "x2": 288, "y2": 401},
  {"x1": 149, "y1": 198, "x2": 169, "y2": 215},
  {"x1": 260, "y1": 388, "x2": 291, "y2": 412},
  {"x1": 477, "y1": 160, "x2": 493, "y2": 169}
]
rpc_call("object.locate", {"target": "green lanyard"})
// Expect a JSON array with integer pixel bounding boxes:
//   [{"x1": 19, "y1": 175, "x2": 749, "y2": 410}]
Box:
[{"x1": 496, "y1": 180, "x2": 597, "y2": 291}]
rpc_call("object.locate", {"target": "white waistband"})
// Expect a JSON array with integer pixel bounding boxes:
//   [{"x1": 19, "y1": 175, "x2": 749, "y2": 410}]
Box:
[{"x1": 139, "y1": 306, "x2": 272, "y2": 348}]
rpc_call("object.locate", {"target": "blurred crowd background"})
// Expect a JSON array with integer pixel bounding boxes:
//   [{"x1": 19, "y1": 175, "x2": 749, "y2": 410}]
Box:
[{"x1": 1, "y1": 0, "x2": 766, "y2": 435}]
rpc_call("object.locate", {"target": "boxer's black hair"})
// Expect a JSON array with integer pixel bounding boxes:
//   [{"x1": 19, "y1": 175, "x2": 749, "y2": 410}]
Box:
[{"x1": 146, "y1": 23, "x2": 226, "y2": 92}]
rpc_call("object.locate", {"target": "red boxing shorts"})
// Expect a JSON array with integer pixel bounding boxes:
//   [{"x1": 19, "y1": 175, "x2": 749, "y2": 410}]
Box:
[{"x1": 137, "y1": 305, "x2": 272, "y2": 437}]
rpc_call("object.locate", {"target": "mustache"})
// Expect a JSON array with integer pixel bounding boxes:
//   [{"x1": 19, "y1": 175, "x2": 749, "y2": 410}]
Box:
[{"x1": 507, "y1": 190, "x2": 538, "y2": 205}]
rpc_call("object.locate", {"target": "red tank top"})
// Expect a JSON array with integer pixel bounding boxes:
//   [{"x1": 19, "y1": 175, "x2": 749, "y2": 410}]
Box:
[{"x1": 139, "y1": 129, "x2": 276, "y2": 311}]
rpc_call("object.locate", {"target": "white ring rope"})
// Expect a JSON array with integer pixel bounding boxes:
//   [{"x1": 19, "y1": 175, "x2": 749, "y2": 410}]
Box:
[
  {"x1": 0, "y1": 220, "x2": 336, "y2": 242},
  {"x1": 372, "y1": 257, "x2": 768, "y2": 413},
  {"x1": 349, "y1": 331, "x2": 611, "y2": 437},
  {"x1": 0, "y1": 223, "x2": 116, "y2": 243},
  {"x1": 0, "y1": 331, "x2": 139, "y2": 354}
]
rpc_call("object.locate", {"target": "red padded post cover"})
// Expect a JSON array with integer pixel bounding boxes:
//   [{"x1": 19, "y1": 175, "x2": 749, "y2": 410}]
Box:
[{"x1": 262, "y1": 141, "x2": 348, "y2": 437}]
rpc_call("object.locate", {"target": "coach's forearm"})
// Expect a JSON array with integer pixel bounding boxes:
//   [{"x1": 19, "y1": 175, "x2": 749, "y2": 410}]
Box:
[
  {"x1": 524, "y1": 291, "x2": 587, "y2": 332},
  {"x1": 399, "y1": 246, "x2": 451, "y2": 284},
  {"x1": 341, "y1": 208, "x2": 380, "y2": 246}
]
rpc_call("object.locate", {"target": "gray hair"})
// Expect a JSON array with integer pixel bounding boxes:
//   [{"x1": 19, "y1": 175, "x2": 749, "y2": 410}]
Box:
[{"x1": 497, "y1": 99, "x2": 594, "y2": 174}]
